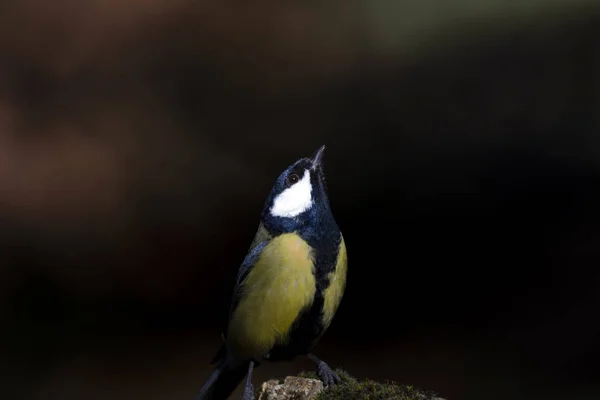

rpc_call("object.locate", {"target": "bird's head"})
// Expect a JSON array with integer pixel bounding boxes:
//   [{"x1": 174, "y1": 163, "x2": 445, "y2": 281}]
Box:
[{"x1": 261, "y1": 145, "x2": 332, "y2": 233}]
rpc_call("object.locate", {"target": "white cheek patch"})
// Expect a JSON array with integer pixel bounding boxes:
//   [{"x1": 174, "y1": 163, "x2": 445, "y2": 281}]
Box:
[{"x1": 270, "y1": 170, "x2": 313, "y2": 218}]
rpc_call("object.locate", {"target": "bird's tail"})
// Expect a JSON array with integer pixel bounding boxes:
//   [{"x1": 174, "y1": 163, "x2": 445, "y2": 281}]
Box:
[{"x1": 195, "y1": 359, "x2": 249, "y2": 400}]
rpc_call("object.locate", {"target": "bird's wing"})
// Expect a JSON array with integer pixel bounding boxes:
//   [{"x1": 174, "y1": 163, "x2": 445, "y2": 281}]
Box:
[
  {"x1": 210, "y1": 240, "x2": 269, "y2": 365},
  {"x1": 229, "y1": 240, "x2": 269, "y2": 317}
]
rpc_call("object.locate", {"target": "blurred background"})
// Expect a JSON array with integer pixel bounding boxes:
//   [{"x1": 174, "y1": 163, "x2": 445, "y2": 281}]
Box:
[{"x1": 1, "y1": 1, "x2": 600, "y2": 399}]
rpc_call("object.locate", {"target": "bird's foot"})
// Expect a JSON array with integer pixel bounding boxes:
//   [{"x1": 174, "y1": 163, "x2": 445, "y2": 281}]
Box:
[
  {"x1": 315, "y1": 360, "x2": 341, "y2": 388},
  {"x1": 241, "y1": 381, "x2": 255, "y2": 400}
]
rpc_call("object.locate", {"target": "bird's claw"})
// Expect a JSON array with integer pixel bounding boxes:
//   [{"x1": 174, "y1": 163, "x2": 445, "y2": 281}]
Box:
[
  {"x1": 316, "y1": 360, "x2": 341, "y2": 387},
  {"x1": 241, "y1": 382, "x2": 255, "y2": 400}
]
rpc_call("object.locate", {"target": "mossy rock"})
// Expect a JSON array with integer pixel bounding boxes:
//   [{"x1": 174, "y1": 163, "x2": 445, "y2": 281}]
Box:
[{"x1": 262, "y1": 369, "x2": 442, "y2": 400}]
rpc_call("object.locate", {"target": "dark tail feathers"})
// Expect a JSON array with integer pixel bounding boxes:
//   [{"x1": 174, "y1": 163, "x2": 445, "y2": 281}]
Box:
[{"x1": 195, "y1": 360, "x2": 249, "y2": 400}]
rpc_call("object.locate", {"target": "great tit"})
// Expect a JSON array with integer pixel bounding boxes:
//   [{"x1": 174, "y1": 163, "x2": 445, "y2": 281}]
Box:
[{"x1": 196, "y1": 145, "x2": 347, "y2": 400}]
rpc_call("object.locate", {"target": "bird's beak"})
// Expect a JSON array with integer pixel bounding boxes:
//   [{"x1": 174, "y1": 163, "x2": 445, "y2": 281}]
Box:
[{"x1": 311, "y1": 145, "x2": 326, "y2": 170}]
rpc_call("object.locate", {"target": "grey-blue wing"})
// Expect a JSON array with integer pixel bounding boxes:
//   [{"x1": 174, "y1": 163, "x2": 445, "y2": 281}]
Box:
[
  {"x1": 211, "y1": 240, "x2": 269, "y2": 365},
  {"x1": 229, "y1": 240, "x2": 269, "y2": 318}
]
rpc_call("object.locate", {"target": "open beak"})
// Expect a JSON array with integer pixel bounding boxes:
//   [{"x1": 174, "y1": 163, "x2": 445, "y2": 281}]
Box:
[{"x1": 311, "y1": 145, "x2": 326, "y2": 170}]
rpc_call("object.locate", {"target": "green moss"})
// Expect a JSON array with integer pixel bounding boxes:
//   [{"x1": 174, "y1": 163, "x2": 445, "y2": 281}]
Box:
[{"x1": 297, "y1": 369, "x2": 440, "y2": 400}]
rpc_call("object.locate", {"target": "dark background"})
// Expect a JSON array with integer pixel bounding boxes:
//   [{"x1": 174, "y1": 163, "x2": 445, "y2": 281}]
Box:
[{"x1": 1, "y1": 1, "x2": 600, "y2": 399}]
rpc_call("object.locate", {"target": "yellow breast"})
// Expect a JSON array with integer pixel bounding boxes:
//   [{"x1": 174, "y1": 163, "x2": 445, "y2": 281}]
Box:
[
  {"x1": 227, "y1": 233, "x2": 316, "y2": 359},
  {"x1": 322, "y1": 235, "x2": 347, "y2": 330}
]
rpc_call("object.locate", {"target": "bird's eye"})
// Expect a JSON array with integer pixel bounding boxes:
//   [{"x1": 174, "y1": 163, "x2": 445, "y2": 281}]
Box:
[{"x1": 287, "y1": 173, "x2": 299, "y2": 186}]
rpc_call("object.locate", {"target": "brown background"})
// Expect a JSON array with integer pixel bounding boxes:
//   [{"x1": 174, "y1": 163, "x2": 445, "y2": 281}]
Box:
[{"x1": 1, "y1": 1, "x2": 600, "y2": 399}]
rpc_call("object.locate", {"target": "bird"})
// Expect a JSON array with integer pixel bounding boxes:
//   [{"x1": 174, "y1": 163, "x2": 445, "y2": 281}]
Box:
[{"x1": 195, "y1": 145, "x2": 347, "y2": 400}]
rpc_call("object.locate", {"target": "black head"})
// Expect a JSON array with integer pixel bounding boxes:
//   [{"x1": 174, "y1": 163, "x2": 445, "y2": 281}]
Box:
[{"x1": 261, "y1": 145, "x2": 333, "y2": 234}]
